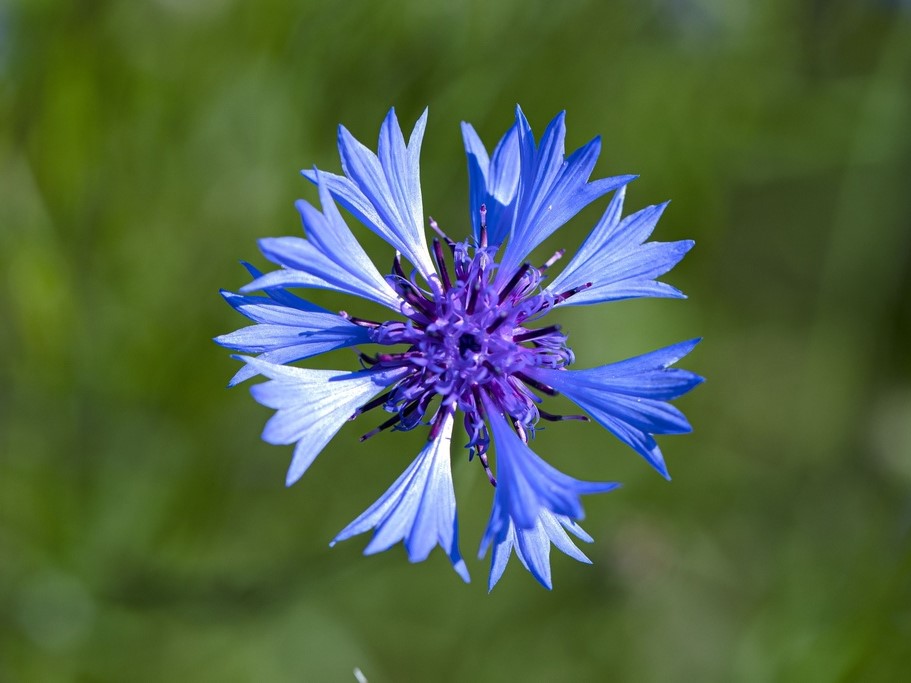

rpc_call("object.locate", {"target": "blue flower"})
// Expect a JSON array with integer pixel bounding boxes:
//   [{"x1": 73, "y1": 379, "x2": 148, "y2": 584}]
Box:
[{"x1": 218, "y1": 106, "x2": 703, "y2": 590}]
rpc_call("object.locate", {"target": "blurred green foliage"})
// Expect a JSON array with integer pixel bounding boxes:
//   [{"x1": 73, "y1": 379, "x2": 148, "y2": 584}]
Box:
[{"x1": 2, "y1": 0, "x2": 910, "y2": 680}]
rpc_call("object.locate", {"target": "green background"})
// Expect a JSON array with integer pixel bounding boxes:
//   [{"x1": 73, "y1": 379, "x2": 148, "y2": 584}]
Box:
[{"x1": 2, "y1": 0, "x2": 910, "y2": 680}]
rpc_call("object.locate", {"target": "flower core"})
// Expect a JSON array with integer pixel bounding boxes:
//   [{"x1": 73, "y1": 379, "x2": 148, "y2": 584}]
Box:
[
  {"x1": 351, "y1": 232, "x2": 583, "y2": 479},
  {"x1": 218, "y1": 106, "x2": 704, "y2": 589}
]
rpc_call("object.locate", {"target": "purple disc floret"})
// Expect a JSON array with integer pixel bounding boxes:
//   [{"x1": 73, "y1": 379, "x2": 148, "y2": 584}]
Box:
[{"x1": 217, "y1": 106, "x2": 703, "y2": 590}]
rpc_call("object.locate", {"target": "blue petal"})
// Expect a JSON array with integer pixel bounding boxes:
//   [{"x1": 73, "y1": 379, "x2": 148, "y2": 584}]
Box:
[
  {"x1": 215, "y1": 290, "x2": 372, "y2": 386},
  {"x1": 479, "y1": 394, "x2": 618, "y2": 561},
  {"x1": 331, "y1": 412, "x2": 470, "y2": 582},
  {"x1": 486, "y1": 509, "x2": 596, "y2": 591},
  {"x1": 527, "y1": 339, "x2": 704, "y2": 479},
  {"x1": 547, "y1": 188, "x2": 694, "y2": 306},
  {"x1": 461, "y1": 120, "x2": 520, "y2": 246},
  {"x1": 241, "y1": 174, "x2": 402, "y2": 311},
  {"x1": 302, "y1": 109, "x2": 436, "y2": 279},
  {"x1": 497, "y1": 107, "x2": 636, "y2": 280},
  {"x1": 240, "y1": 357, "x2": 411, "y2": 486},
  {"x1": 219, "y1": 287, "x2": 329, "y2": 322}
]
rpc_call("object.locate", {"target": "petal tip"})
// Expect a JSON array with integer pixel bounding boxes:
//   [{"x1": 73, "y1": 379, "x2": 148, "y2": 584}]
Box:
[{"x1": 454, "y1": 560, "x2": 471, "y2": 584}]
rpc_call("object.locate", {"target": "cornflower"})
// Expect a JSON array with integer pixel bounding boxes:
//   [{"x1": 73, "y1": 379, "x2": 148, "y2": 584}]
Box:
[{"x1": 217, "y1": 107, "x2": 702, "y2": 589}]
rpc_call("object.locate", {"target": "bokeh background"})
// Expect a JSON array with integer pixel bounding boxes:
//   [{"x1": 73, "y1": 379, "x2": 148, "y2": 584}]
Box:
[{"x1": 2, "y1": 0, "x2": 910, "y2": 680}]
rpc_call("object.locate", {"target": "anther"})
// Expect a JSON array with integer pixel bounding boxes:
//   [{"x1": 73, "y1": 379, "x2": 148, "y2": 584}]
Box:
[
  {"x1": 479, "y1": 205, "x2": 488, "y2": 248},
  {"x1": 356, "y1": 351, "x2": 378, "y2": 367},
  {"x1": 388, "y1": 265, "x2": 436, "y2": 317},
  {"x1": 359, "y1": 413, "x2": 402, "y2": 441},
  {"x1": 513, "y1": 324, "x2": 562, "y2": 343},
  {"x1": 466, "y1": 279, "x2": 481, "y2": 315},
  {"x1": 498, "y1": 263, "x2": 531, "y2": 304},
  {"x1": 377, "y1": 351, "x2": 423, "y2": 363},
  {"x1": 540, "y1": 249, "x2": 565, "y2": 272},
  {"x1": 513, "y1": 419, "x2": 528, "y2": 443},
  {"x1": 539, "y1": 409, "x2": 590, "y2": 422},
  {"x1": 428, "y1": 217, "x2": 455, "y2": 247},
  {"x1": 351, "y1": 389, "x2": 395, "y2": 417},
  {"x1": 340, "y1": 312, "x2": 382, "y2": 328},
  {"x1": 432, "y1": 238, "x2": 452, "y2": 291},
  {"x1": 515, "y1": 372, "x2": 559, "y2": 396},
  {"x1": 555, "y1": 282, "x2": 592, "y2": 303},
  {"x1": 479, "y1": 451, "x2": 497, "y2": 487},
  {"x1": 392, "y1": 252, "x2": 405, "y2": 278},
  {"x1": 485, "y1": 310, "x2": 510, "y2": 334},
  {"x1": 428, "y1": 406, "x2": 454, "y2": 441}
]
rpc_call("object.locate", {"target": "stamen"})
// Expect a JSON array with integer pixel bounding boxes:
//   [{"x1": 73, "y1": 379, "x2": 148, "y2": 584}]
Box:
[
  {"x1": 466, "y1": 279, "x2": 481, "y2": 315},
  {"x1": 485, "y1": 310, "x2": 510, "y2": 334},
  {"x1": 428, "y1": 216, "x2": 455, "y2": 247},
  {"x1": 513, "y1": 419, "x2": 528, "y2": 443},
  {"x1": 515, "y1": 373, "x2": 559, "y2": 396},
  {"x1": 390, "y1": 268, "x2": 436, "y2": 318},
  {"x1": 479, "y1": 451, "x2": 496, "y2": 486},
  {"x1": 555, "y1": 282, "x2": 592, "y2": 303},
  {"x1": 356, "y1": 351, "x2": 378, "y2": 367},
  {"x1": 498, "y1": 263, "x2": 531, "y2": 304},
  {"x1": 471, "y1": 386, "x2": 490, "y2": 425},
  {"x1": 428, "y1": 405, "x2": 454, "y2": 441},
  {"x1": 388, "y1": 256, "x2": 439, "y2": 319},
  {"x1": 359, "y1": 413, "x2": 402, "y2": 441},
  {"x1": 391, "y1": 252, "x2": 406, "y2": 280},
  {"x1": 539, "y1": 409, "x2": 590, "y2": 422},
  {"x1": 514, "y1": 324, "x2": 562, "y2": 343},
  {"x1": 351, "y1": 389, "x2": 395, "y2": 417},
  {"x1": 540, "y1": 249, "x2": 565, "y2": 272},
  {"x1": 432, "y1": 238, "x2": 452, "y2": 291},
  {"x1": 339, "y1": 312, "x2": 381, "y2": 328},
  {"x1": 399, "y1": 290, "x2": 434, "y2": 319},
  {"x1": 479, "y1": 204, "x2": 488, "y2": 248},
  {"x1": 377, "y1": 351, "x2": 424, "y2": 364}
]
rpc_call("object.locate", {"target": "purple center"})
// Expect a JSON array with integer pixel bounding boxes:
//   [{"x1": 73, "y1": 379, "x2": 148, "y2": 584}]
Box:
[{"x1": 349, "y1": 234, "x2": 588, "y2": 485}]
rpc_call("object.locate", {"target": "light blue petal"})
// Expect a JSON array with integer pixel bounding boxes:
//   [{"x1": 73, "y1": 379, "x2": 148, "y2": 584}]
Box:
[
  {"x1": 217, "y1": 292, "x2": 369, "y2": 351},
  {"x1": 308, "y1": 172, "x2": 400, "y2": 282},
  {"x1": 215, "y1": 291, "x2": 372, "y2": 385},
  {"x1": 514, "y1": 520, "x2": 553, "y2": 589},
  {"x1": 331, "y1": 412, "x2": 470, "y2": 582},
  {"x1": 237, "y1": 261, "x2": 321, "y2": 310},
  {"x1": 242, "y1": 173, "x2": 402, "y2": 310},
  {"x1": 461, "y1": 122, "x2": 490, "y2": 234},
  {"x1": 303, "y1": 109, "x2": 435, "y2": 279},
  {"x1": 543, "y1": 513, "x2": 592, "y2": 564},
  {"x1": 240, "y1": 357, "x2": 410, "y2": 486},
  {"x1": 547, "y1": 194, "x2": 694, "y2": 306},
  {"x1": 378, "y1": 109, "x2": 425, "y2": 251},
  {"x1": 217, "y1": 324, "x2": 349, "y2": 353},
  {"x1": 487, "y1": 524, "x2": 516, "y2": 590},
  {"x1": 479, "y1": 394, "x2": 618, "y2": 559},
  {"x1": 528, "y1": 339, "x2": 703, "y2": 479},
  {"x1": 461, "y1": 120, "x2": 521, "y2": 245},
  {"x1": 241, "y1": 265, "x2": 333, "y2": 293},
  {"x1": 497, "y1": 107, "x2": 635, "y2": 280},
  {"x1": 485, "y1": 510, "x2": 595, "y2": 591},
  {"x1": 219, "y1": 288, "x2": 330, "y2": 323},
  {"x1": 251, "y1": 234, "x2": 400, "y2": 311}
]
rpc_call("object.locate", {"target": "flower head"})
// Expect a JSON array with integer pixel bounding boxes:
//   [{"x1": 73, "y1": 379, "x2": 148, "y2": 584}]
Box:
[{"x1": 217, "y1": 106, "x2": 703, "y2": 589}]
